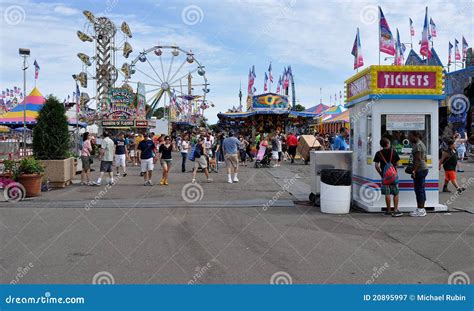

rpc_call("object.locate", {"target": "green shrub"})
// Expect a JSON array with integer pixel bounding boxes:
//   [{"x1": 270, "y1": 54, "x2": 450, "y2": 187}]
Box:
[{"x1": 33, "y1": 95, "x2": 70, "y2": 159}]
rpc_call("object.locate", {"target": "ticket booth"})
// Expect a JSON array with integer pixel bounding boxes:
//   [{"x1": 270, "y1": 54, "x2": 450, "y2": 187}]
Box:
[{"x1": 345, "y1": 65, "x2": 447, "y2": 212}]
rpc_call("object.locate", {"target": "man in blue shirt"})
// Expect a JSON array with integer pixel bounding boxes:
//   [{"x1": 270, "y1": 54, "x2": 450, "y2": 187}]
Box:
[
  {"x1": 333, "y1": 127, "x2": 349, "y2": 151},
  {"x1": 138, "y1": 134, "x2": 157, "y2": 186},
  {"x1": 222, "y1": 132, "x2": 241, "y2": 183}
]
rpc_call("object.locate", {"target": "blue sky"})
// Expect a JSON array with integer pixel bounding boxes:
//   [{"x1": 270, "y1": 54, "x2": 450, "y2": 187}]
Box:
[{"x1": 1, "y1": 0, "x2": 472, "y2": 123}]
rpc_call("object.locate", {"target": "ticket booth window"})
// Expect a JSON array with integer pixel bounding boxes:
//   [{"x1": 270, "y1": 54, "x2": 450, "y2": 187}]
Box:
[{"x1": 380, "y1": 114, "x2": 431, "y2": 165}]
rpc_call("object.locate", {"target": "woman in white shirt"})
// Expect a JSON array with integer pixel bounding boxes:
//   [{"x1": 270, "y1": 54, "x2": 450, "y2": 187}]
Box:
[{"x1": 181, "y1": 134, "x2": 190, "y2": 172}]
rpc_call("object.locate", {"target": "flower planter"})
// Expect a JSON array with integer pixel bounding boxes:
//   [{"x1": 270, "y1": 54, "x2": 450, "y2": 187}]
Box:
[
  {"x1": 41, "y1": 157, "x2": 75, "y2": 188},
  {"x1": 17, "y1": 174, "x2": 43, "y2": 197}
]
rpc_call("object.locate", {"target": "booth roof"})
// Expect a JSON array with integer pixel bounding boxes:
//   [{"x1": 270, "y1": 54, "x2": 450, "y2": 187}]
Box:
[
  {"x1": 217, "y1": 110, "x2": 316, "y2": 119},
  {"x1": 305, "y1": 103, "x2": 329, "y2": 114}
]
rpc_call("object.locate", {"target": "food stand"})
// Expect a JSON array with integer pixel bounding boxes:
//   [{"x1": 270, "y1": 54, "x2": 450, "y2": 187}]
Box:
[{"x1": 345, "y1": 65, "x2": 446, "y2": 212}]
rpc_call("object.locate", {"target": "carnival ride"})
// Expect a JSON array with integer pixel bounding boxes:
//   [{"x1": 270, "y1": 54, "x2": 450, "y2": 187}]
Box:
[
  {"x1": 73, "y1": 10, "x2": 211, "y2": 125},
  {"x1": 122, "y1": 45, "x2": 211, "y2": 122}
]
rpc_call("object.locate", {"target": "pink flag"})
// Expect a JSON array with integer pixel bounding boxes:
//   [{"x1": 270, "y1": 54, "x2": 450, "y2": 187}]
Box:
[
  {"x1": 429, "y1": 18, "x2": 436, "y2": 37},
  {"x1": 351, "y1": 28, "x2": 364, "y2": 69},
  {"x1": 455, "y1": 39, "x2": 461, "y2": 61},
  {"x1": 379, "y1": 7, "x2": 395, "y2": 56},
  {"x1": 395, "y1": 28, "x2": 404, "y2": 65},
  {"x1": 34, "y1": 60, "x2": 40, "y2": 79},
  {"x1": 448, "y1": 41, "x2": 453, "y2": 64},
  {"x1": 420, "y1": 7, "x2": 432, "y2": 59},
  {"x1": 462, "y1": 36, "x2": 469, "y2": 60},
  {"x1": 264, "y1": 72, "x2": 268, "y2": 92}
]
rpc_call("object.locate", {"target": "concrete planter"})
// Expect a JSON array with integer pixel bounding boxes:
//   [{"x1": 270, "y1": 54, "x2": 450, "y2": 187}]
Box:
[{"x1": 41, "y1": 157, "x2": 75, "y2": 188}]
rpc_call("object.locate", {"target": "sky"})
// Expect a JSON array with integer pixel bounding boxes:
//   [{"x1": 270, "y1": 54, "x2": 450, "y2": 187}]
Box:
[{"x1": 0, "y1": 0, "x2": 472, "y2": 123}]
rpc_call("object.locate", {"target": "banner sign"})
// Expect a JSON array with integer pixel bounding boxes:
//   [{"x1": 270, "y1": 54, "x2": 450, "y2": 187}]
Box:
[
  {"x1": 102, "y1": 120, "x2": 149, "y2": 127},
  {"x1": 252, "y1": 93, "x2": 288, "y2": 109},
  {"x1": 136, "y1": 83, "x2": 146, "y2": 119},
  {"x1": 345, "y1": 65, "x2": 443, "y2": 103},
  {"x1": 104, "y1": 88, "x2": 136, "y2": 119},
  {"x1": 386, "y1": 114, "x2": 425, "y2": 130}
]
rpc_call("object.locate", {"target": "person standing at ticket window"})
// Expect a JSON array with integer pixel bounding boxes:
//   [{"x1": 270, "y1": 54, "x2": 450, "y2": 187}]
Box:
[{"x1": 408, "y1": 131, "x2": 428, "y2": 217}]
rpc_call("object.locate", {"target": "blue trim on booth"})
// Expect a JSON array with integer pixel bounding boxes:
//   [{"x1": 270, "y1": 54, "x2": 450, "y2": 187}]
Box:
[
  {"x1": 353, "y1": 174, "x2": 438, "y2": 183},
  {"x1": 345, "y1": 94, "x2": 446, "y2": 108}
]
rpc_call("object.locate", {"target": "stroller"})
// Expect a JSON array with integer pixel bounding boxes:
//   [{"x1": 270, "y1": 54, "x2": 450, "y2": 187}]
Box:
[{"x1": 254, "y1": 146, "x2": 272, "y2": 168}]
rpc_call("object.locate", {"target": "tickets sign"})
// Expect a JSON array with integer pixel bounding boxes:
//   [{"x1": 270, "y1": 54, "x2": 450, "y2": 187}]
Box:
[{"x1": 345, "y1": 65, "x2": 443, "y2": 103}]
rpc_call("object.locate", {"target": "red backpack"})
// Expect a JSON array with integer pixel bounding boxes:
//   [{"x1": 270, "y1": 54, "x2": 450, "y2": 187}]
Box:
[{"x1": 379, "y1": 150, "x2": 398, "y2": 185}]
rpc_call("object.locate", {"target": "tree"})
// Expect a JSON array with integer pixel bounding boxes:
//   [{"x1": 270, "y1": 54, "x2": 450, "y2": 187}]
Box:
[
  {"x1": 294, "y1": 104, "x2": 306, "y2": 111},
  {"x1": 153, "y1": 107, "x2": 169, "y2": 119},
  {"x1": 33, "y1": 95, "x2": 70, "y2": 159}
]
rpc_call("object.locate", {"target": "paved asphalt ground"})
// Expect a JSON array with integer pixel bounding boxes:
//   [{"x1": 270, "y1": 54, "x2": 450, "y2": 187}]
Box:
[{"x1": 0, "y1": 154, "x2": 472, "y2": 284}]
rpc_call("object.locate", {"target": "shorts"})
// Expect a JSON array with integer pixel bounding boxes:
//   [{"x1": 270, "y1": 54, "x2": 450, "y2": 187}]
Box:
[
  {"x1": 115, "y1": 154, "x2": 126, "y2": 167},
  {"x1": 141, "y1": 158, "x2": 154, "y2": 172},
  {"x1": 225, "y1": 154, "x2": 239, "y2": 168},
  {"x1": 194, "y1": 156, "x2": 207, "y2": 169},
  {"x1": 160, "y1": 158, "x2": 172, "y2": 168},
  {"x1": 100, "y1": 161, "x2": 113, "y2": 173},
  {"x1": 444, "y1": 170, "x2": 457, "y2": 182},
  {"x1": 272, "y1": 151, "x2": 279, "y2": 160},
  {"x1": 129, "y1": 149, "x2": 135, "y2": 157},
  {"x1": 288, "y1": 146, "x2": 297, "y2": 157},
  {"x1": 381, "y1": 184, "x2": 399, "y2": 196},
  {"x1": 81, "y1": 155, "x2": 91, "y2": 171}
]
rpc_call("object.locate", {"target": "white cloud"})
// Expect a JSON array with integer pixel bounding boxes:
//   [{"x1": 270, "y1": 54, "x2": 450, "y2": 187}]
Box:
[{"x1": 53, "y1": 5, "x2": 79, "y2": 16}]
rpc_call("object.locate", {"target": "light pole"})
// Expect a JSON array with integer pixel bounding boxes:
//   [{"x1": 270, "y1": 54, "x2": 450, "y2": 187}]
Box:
[{"x1": 19, "y1": 48, "x2": 30, "y2": 157}]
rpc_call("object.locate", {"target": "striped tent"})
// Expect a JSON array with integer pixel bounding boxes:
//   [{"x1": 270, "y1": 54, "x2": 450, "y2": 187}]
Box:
[{"x1": 0, "y1": 87, "x2": 44, "y2": 125}]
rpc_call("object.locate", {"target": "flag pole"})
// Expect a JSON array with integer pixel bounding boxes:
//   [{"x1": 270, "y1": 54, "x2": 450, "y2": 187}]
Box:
[{"x1": 378, "y1": 8, "x2": 381, "y2": 65}]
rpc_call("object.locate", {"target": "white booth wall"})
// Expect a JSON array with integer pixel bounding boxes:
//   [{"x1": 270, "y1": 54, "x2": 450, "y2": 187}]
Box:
[{"x1": 350, "y1": 98, "x2": 445, "y2": 212}]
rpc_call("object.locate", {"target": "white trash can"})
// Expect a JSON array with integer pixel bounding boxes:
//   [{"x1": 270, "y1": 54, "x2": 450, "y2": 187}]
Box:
[{"x1": 320, "y1": 169, "x2": 351, "y2": 214}]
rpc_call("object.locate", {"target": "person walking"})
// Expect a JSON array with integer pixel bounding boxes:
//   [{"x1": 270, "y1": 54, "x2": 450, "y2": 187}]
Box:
[
  {"x1": 191, "y1": 136, "x2": 212, "y2": 184},
  {"x1": 80, "y1": 132, "x2": 93, "y2": 185},
  {"x1": 373, "y1": 138, "x2": 403, "y2": 217},
  {"x1": 158, "y1": 136, "x2": 173, "y2": 185},
  {"x1": 114, "y1": 132, "x2": 128, "y2": 177},
  {"x1": 333, "y1": 127, "x2": 349, "y2": 151},
  {"x1": 238, "y1": 135, "x2": 249, "y2": 166},
  {"x1": 408, "y1": 131, "x2": 429, "y2": 217},
  {"x1": 271, "y1": 133, "x2": 280, "y2": 167},
  {"x1": 454, "y1": 132, "x2": 467, "y2": 172},
  {"x1": 439, "y1": 139, "x2": 466, "y2": 193},
  {"x1": 93, "y1": 132, "x2": 115, "y2": 186},
  {"x1": 128, "y1": 133, "x2": 136, "y2": 165},
  {"x1": 180, "y1": 134, "x2": 190, "y2": 173},
  {"x1": 138, "y1": 133, "x2": 157, "y2": 186},
  {"x1": 222, "y1": 131, "x2": 241, "y2": 183},
  {"x1": 286, "y1": 132, "x2": 298, "y2": 164}
]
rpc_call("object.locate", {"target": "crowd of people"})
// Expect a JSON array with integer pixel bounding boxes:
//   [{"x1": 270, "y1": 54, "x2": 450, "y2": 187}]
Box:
[{"x1": 78, "y1": 128, "x2": 353, "y2": 188}]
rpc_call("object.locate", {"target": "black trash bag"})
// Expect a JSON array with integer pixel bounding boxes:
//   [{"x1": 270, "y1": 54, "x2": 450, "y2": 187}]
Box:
[{"x1": 320, "y1": 169, "x2": 351, "y2": 186}]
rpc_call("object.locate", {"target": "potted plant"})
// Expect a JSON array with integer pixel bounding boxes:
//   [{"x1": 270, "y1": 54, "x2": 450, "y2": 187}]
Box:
[
  {"x1": 15, "y1": 157, "x2": 44, "y2": 197},
  {"x1": 32, "y1": 95, "x2": 73, "y2": 188},
  {"x1": 1, "y1": 159, "x2": 16, "y2": 179}
]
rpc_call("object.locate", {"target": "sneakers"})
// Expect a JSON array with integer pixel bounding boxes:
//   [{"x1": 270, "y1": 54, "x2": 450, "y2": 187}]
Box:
[
  {"x1": 227, "y1": 178, "x2": 233, "y2": 184},
  {"x1": 192, "y1": 178, "x2": 196, "y2": 184},
  {"x1": 442, "y1": 186, "x2": 451, "y2": 193},
  {"x1": 144, "y1": 180, "x2": 153, "y2": 186},
  {"x1": 116, "y1": 172, "x2": 120, "y2": 176},
  {"x1": 233, "y1": 176, "x2": 239, "y2": 183},
  {"x1": 410, "y1": 208, "x2": 427, "y2": 217},
  {"x1": 92, "y1": 181, "x2": 101, "y2": 186},
  {"x1": 123, "y1": 173, "x2": 127, "y2": 177},
  {"x1": 457, "y1": 187, "x2": 466, "y2": 194},
  {"x1": 207, "y1": 178, "x2": 213, "y2": 183},
  {"x1": 392, "y1": 210, "x2": 403, "y2": 217}
]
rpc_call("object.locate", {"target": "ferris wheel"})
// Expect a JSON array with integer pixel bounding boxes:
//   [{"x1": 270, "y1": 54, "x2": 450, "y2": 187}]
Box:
[{"x1": 121, "y1": 45, "x2": 210, "y2": 120}]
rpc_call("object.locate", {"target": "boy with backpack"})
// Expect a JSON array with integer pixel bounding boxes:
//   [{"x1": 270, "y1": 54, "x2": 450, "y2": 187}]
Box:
[
  {"x1": 373, "y1": 138, "x2": 403, "y2": 217},
  {"x1": 439, "y1": 139, "x2": 466, "y2": 194}
]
